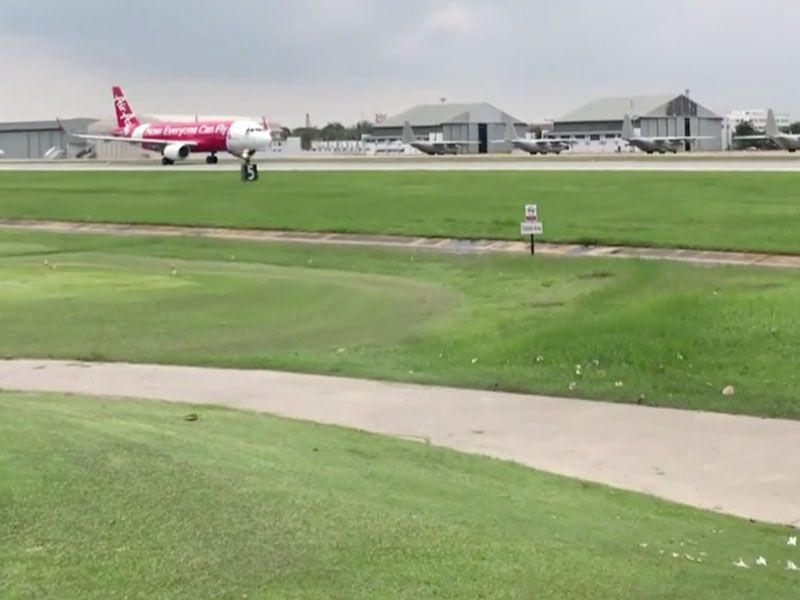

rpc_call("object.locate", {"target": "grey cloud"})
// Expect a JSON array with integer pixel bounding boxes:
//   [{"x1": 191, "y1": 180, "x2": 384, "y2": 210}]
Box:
[{"x1": 2, "y1": 0, "x2": 799, "y2": 124}]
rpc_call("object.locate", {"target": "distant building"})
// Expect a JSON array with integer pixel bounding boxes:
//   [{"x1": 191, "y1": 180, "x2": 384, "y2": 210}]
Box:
[
  {"x1": 552, "y1": 93, "x2": 724, "y2": 152},
  {"x1": 369, "y1": 102, "x2": 527, "y2": 154},
  {"x1": 727, "y1": 109, "x2": 791, "y2": 132}
]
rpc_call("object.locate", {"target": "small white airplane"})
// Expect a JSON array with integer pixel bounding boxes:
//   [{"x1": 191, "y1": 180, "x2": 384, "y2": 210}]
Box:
[
  {"x1": 621, "y1": 113, "x2": 711, "y2": 154},
  {"x1": 401, "y1": 121, "x2": 471, "y2": 155},
  {"x1": 733, "y1": 108, "x2": 800, "y2": 153},
  {"x1": 495, "y1": 121, "x2": 577, "y2": 155}
]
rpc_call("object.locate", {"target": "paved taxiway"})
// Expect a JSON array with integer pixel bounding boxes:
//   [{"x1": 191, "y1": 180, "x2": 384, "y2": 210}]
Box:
[{"x1": 2, "y1": 359, "x2": 799, "y2": 527}]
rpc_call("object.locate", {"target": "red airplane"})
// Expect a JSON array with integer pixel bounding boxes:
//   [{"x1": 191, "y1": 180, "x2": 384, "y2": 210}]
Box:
[{"x1": 60, "y1": 86, "x2": 273, "y2": 165}]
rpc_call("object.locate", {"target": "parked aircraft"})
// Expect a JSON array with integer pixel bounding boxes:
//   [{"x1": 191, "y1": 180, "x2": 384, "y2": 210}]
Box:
[
  {"x1": 401, "y1": 121, "x2": 470, "y2": 155},
  {"x1": 496, "y1": 121, "x2": 577, "y2": 155},
  {"x1": 59, "y1": 86, "x2": 272, "y2": 165},
  {"x1": 621, "y1": 114, "x2": 710, "y2": 154},
  {"x1": 733, "y1": 109, "x2": 800, "y2": 152}
]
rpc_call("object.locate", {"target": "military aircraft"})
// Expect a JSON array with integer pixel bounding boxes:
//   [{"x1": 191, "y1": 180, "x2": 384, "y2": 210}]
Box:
[
  {"x1": 401, "y1": 121, "x2": 471, "y2": 155},
  {"x1": 621, "y1": 113, "x2": 711, "y2": 154},
  {"x1": 733, "y1": 109, "x2": 800, "y2": 153},
  {"x1": 495, "y1": 121, "x2": 577, "y2": 155}
]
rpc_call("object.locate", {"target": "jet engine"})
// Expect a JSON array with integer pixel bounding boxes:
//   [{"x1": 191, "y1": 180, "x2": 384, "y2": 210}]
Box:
[{"x1": 163, "y1": 143, "x2": 191, "y2": 161}]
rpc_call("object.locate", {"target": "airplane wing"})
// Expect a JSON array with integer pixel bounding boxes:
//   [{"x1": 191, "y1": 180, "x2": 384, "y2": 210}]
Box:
[
  {"x1": 647, "y1": 135, "x2": 713, "y2": 142},
  {"x1": 732, "y1": 134, "x2": 768, "y2": 140},
  {"x1": 57, "y1": 120, "x2": 198, "y2": 148},
  {"x1": 491, "y1": 137, "x2": 578, "y2": 146},
  {"x1": 527, "y1": 138, "x2": 579, "y2": 147},
  {"x1": 63, "y1": 131, "x2": 199, "y2": 148}
]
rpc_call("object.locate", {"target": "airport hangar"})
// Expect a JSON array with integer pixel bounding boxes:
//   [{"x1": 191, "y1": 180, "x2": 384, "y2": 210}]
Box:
[
  {"x1": 0, "y1": 117, "x2": 147, "y2": 159},
  {"x1": 549, "y1": 93, "x2": 724, "y2": 152},
  {"x1": 369, "y1": 102, "x2": 528, "y2": 154},
  {"x1": 0, "y1": 118, "x2": 96, "y2": 159}
]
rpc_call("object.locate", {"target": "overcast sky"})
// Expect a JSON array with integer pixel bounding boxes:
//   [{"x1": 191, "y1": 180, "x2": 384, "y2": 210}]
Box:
[{"x1": 2, "y1": 0, "x2": 797, "y2": 126}]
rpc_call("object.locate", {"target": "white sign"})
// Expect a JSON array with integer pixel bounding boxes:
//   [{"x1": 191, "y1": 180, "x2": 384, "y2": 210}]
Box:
[
  {"x1": 525, "y1": 204, "x2": 538, "y2": 221},
  {"x1": 521, "y1": 221, "x2": 543, "y2": 235}
]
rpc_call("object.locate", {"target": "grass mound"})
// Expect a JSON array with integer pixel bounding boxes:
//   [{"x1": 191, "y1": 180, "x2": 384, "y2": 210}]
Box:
[
  {"x1": 2, "y1": 392, "x2": 796, "y2": 599},
  {"x1": 2, "y1": 230, "x2": 800, "y2": 419}
]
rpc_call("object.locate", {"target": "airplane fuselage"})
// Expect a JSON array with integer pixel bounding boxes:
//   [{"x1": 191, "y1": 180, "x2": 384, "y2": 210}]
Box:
[
  {"x1": 513, "y1": 139, "x2": 567, "y2": 155},
  {"x1": 410, "y1": 141, "x2": 459, "y2": 155},
  {"x1": 112, "y1": 119, "x2": 269, "y2": 157},
  {"x1": 627, "y1": 137, "x2": 680, "y2": 154},
  {"x1": 771, "y1": 135, "x2": 800, "y2": 152}
]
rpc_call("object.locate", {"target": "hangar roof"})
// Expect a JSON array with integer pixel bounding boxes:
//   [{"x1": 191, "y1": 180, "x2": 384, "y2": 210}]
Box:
[
  {"x1": 0, "y1": 118, "x2": 95, "y2": 132},
  {"x1": 379, "y1": 102, "x2": 525, "y2": 127},
  {"x1": 558, "y1": 94, "x2": 721, "y2": 122}
]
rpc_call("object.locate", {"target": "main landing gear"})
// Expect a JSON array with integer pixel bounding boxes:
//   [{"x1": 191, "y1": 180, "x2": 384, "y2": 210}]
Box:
[
  {"x1": 205, "y1": 154, "x2": 219, "y2": 164},
  {"x1": 161, "y1": 157, "x2": 174, "y2": 166}
]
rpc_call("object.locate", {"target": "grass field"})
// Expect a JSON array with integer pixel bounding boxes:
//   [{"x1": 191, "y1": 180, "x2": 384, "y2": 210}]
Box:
[
  {"x1": 3, "y1": 230, "x2": 800, "y2": 419},
  {"x1": 2, "y1": 392, "x2": 797, "y2": 600},
  {"x1": 3, "y1": 170, "x2": 800, "y2": 254}
]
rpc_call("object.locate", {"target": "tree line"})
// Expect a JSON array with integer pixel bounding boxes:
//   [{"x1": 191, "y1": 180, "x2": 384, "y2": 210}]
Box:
[{"x1": 281, "y1": 121, "x2": 375, "y2": 150}]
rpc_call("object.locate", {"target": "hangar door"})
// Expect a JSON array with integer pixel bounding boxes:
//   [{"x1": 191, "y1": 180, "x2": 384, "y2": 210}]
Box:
[{"x1": 478, "y1": 123, "x2": 488, "y2": 154}]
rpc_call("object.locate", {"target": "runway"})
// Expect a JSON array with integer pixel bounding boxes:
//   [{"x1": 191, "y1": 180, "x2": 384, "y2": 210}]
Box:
[
  {"x1": 2, "y1": 358, "x2": 799, "y2": 527},
  {"x1": 2, "y1": 154, "x2": 800, "y2": 172}
]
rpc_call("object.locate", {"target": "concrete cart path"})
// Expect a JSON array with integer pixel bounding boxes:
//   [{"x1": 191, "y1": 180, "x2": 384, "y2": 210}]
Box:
[
  {"x1": 2, "y1": 359, "x2": 798, "y2": 527},
  {"x1": 3, "y1": 219, "x2": 800, "y2": 270}
]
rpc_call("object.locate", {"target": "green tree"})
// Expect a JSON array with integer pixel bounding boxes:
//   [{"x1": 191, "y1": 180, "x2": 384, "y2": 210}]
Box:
[
  {"x1": 292, "y1": 127, "x2": 320, "y2": 151},
  {"x1": 731, "y1": 120, "x2": 773, "y2": 150},
  {"x1": 734, "y1": 121, "x2": 757, "y2": 137},
  {"x1": 352, "y1": 120, "x2": 374, "y2": 138},
  {"x1": 320, "y1": 122, "x2": 348, "y2": 141}
]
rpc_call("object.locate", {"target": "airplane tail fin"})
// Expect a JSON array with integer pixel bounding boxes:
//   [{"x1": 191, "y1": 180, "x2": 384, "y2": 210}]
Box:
[
  {"x1": 505, "y1": 120, "x2": 517, "y2": 142},
  {"x1": 402, "y1": 121, "x2": 415, "y2": 144},
  {"x1": 621, "y1": 114, "x2": 634, "y2": 140},
  {"x1": 112, "y1": 86, "x2": 140, "y2": 133},
  {"x1": 765, "y1": 108, "x2": 779, "y2": 137}
]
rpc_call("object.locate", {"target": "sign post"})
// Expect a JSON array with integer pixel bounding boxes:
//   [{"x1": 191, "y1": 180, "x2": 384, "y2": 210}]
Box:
[
  {"x1": 520, "y1": 204, "x2": 543, "y2": 255},
  {"x1": 240, "y1": 163, "x2": 259, "y2": 182}
]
